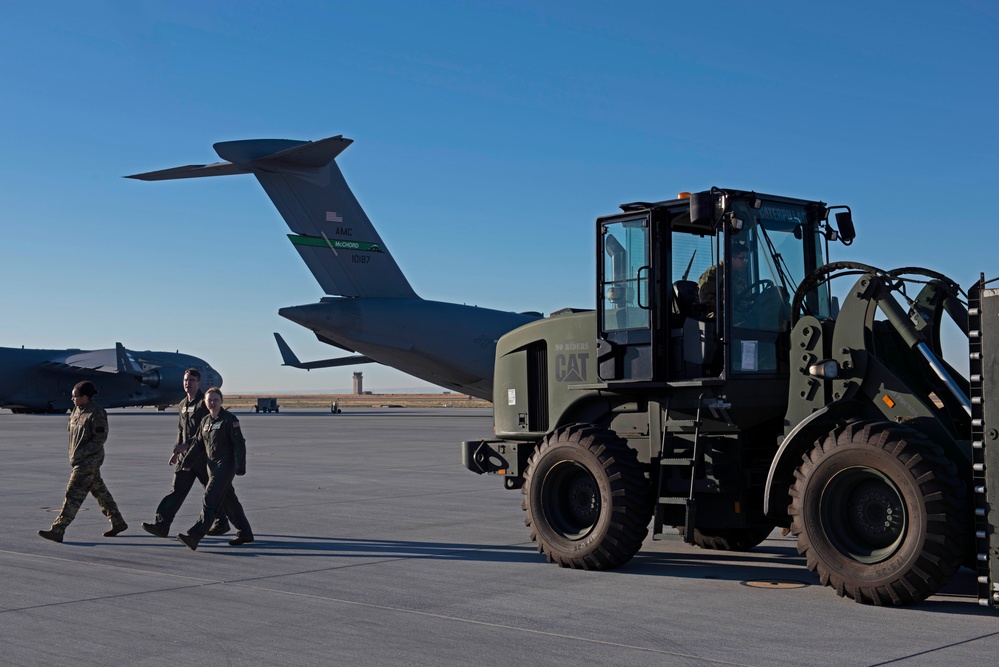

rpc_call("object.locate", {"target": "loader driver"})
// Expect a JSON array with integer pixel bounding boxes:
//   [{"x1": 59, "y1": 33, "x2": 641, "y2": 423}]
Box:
[{"x1": 697, "y1": 241, "x2": 750, "y2": 320}]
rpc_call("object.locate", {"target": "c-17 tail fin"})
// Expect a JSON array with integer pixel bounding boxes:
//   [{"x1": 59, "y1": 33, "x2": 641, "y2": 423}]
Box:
[
  {"x1": 274, "y1": 333, "x2": 374, "y2": 370},
  {"x1": 127, "y1": 136, "x2": 417, "y2": 299}
]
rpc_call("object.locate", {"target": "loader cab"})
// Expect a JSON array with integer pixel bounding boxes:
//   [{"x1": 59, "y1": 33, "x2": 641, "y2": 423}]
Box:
[{"x1": 597, "y1": 189, "x2": 832, "y2": 383}]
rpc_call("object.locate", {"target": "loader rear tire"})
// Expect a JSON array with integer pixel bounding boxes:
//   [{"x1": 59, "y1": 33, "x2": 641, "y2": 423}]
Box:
[
  {"x1": 522, "y1": 424, "x2": 652, "y2": 570},
  {"x1": 788, "y1": 421, "x2": 966, "y2": 605}
]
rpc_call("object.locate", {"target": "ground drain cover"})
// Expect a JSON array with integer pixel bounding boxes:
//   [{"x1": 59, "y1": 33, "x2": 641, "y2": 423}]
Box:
[{"x1": 741, "y1": 579, "x2": 808, "y2": 589}]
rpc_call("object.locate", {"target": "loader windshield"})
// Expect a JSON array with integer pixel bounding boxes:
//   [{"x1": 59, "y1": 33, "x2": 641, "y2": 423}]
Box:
[
  {"x1": 730, "y1": 201, "x2": 828, "y2": 319},
  {"x1": 728, "y1": 199, "x2": 828, "y2": 372}
]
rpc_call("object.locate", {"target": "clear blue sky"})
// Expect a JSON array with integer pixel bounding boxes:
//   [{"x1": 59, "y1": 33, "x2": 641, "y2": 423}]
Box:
[{"x1": 1, "y1": 1, "x2": 996, "y2": 393}]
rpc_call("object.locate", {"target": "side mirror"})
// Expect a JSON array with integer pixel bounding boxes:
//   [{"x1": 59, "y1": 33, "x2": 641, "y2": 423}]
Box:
[
  {"x1": 835, "y1": 211, "x2": 856, "y2": 244},
  {"x1": 689, "y1": 191, "x2": 715, "y2": 227}
]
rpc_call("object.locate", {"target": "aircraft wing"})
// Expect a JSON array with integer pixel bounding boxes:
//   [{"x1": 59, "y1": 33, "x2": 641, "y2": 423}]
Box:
[
  {"x1": 274, "y1": 333, "x2": 375, "y2": 370},
  {"x1": 38, "y1": 359, "x2": 118, "y2": 374},
  {"x1": 41, "y1": 350, "x2": 119, "y2": 375},
  {"x1": 39, "y1": 343, "x2": 147, "y2": 377}
]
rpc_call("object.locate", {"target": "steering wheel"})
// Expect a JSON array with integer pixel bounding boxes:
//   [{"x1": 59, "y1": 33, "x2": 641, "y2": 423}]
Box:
[{"x1": 733, "y1": 279, "x2": 774, "y2": 309}]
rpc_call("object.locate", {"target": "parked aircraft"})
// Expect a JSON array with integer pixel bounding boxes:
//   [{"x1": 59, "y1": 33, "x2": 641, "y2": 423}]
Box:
[
  {"x1": 0, "y1": 343, "x2": 221, "y2": 413},
  {"x1": 127, "y1": 136, "x2": 542, "y2": 400}
]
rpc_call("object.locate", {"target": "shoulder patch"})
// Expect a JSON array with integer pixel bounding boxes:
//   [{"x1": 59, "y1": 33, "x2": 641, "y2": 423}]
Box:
[{"x1": 232, "y1": 421, "x2": 240, "y2": 429}]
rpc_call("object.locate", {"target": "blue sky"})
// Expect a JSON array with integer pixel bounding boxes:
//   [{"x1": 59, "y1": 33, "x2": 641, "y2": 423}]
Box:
[{"x1": 1, "y1": 1, "x2": 996, "y2": 393}]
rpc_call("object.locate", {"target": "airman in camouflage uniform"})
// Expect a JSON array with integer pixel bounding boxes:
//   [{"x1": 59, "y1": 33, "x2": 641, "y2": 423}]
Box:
[
  {"x1": 38, "y1": 381, "x2": 127, "y2": 542},
  {"x1": 697, "y1": 244, "x2": 750, "y2": 319}
]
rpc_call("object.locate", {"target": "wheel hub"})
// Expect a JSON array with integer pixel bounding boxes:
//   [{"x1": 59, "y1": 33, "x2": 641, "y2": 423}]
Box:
[
  {"x1": 542, "y1": 460, "x2": 601, "y2": 539},
  {"x1": 821, "y1": 466, "x2": 907, "y2": 563}
]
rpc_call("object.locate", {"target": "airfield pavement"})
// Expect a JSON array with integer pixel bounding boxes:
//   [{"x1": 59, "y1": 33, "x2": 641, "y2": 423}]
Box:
[{"x1": 1, "y1": 407, "x2": 997, "y2": 666}]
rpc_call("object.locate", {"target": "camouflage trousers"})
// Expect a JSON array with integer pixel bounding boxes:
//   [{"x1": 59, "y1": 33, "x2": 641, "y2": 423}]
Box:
[{"x1": 51, "y1": 464, "x2": 124, "y2": 531}]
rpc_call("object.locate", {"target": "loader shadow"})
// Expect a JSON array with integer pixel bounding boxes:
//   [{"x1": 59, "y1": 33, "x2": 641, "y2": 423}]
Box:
[
  {"x1": 176, "y1": 533, "x2": 992, "y2": 615},
  {"x1": 624, "y1": 542, "x2": 990, "y2": 616},
  {"x1": 625, "y1": 541, "x2": 810, "y2": 582}
]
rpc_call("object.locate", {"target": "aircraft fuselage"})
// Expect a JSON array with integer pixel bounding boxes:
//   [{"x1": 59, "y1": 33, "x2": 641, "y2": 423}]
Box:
[{"x1": 279, "y1": 298, "x2": 541, "y2": 399}]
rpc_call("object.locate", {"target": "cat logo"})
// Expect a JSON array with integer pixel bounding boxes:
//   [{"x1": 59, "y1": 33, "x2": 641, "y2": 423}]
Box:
[{"x1": 555, "y1": 353, "x2": 589, "y2": 382}]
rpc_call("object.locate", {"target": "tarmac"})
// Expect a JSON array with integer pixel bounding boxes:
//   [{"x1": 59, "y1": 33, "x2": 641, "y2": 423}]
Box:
[{"x1": 1, "y1": 407, "x2": 997, "y2": 666}]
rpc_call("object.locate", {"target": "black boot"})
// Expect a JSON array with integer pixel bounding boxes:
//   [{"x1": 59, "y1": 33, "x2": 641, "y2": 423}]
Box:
[
  {"x1": 103, "y1": 521, "x2": 128, "y2": 537},
  {"x1": 38, "y1": 528, "x2": 65, "y2": 543},
  {"x1": 177, "y1": 533, "x2": 200, "y2": 551},
  {"x1": 141, "y1": 522, "x2": 169, "y2": 538},
  {"x1": 207, "y1": 519, "x2": 231, "y2": 536}
]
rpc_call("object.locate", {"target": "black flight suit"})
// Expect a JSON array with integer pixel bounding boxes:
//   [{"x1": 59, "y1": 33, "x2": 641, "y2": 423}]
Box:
[
  {"x1": 185, "y1": 407, "x2": 252, "y2": 541},
  {"x1": 151, "y1": 390, "x2": 228, "y2": 531}
]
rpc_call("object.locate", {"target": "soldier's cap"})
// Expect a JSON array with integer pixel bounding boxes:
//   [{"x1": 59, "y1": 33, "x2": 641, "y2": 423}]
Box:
[{"x1": 72, "y1": 381, "x2": 98, "y2": 398}]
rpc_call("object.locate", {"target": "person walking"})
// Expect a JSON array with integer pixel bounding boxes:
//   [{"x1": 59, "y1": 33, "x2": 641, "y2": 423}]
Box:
[
  {"x1": 141, "y1": 368, "x2": 230, "y2": 538},
  {"x1": 39, "y1": 381, "x2": 127, "y2": 542},
  {"x1": 177, "y1": 387, "x2": 253, "y2": 550}
]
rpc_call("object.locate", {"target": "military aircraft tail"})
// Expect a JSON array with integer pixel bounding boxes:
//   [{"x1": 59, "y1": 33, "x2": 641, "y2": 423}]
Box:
[{"x1": 127, "y1": 136, "x2": 417, "y2": 299}]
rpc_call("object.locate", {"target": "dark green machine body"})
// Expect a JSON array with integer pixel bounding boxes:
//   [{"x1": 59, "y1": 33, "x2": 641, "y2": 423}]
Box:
[{"x1": 462, "y1": 188, "x2": 999, "y2": 607}]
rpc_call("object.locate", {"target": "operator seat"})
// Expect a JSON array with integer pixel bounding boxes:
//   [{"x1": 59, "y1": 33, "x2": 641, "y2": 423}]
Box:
[
  {"x1": 672, "y1": 280, "x2": 701, "y2": 318},
  {"x1": 669, "y1": 280, "x2": 719, "y2": 378}
]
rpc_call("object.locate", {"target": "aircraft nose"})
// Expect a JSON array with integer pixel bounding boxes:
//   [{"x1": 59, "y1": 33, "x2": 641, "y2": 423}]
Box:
[{"x1": 208, "y1": 366, "x2": 223, "y2": 388}]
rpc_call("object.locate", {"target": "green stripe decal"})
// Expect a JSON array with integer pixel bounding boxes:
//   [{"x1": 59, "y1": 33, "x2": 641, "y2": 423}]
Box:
[{"x1": 288, "y1": 234, "x2": 383, "y2": 253}]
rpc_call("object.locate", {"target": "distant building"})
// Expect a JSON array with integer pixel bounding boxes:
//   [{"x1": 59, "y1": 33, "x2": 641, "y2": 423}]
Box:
[{"x1": 353, "y1": 372, "x2": 363, "y2": 395}]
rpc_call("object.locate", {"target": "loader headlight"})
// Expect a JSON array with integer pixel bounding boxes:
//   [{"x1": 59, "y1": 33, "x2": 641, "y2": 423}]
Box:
[{"x1": 807, "y1": 360, "x2": 839, "y2": 378}]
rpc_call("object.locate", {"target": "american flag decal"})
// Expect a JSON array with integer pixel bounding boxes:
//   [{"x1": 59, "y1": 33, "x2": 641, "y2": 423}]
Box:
[{"x1": 326, "y1": 211, "x2": 343, "y2": 223}]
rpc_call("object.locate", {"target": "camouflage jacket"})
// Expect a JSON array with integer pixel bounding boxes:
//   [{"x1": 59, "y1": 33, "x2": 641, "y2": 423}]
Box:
[
  {"x1": 697, "y1": 263, "x2": 749, "y2": 316},
  {"x1": 199, "y1": 408, "x2": 246, "y2": 473},
  {"x1": 175, "y1": 390, "x2": 209, "y2": 468},
  {"x1": 68, "y1": 402, "x2": 108, "y2": 467}
]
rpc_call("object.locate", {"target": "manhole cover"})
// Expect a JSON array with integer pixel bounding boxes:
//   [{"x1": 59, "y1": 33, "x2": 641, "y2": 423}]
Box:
[{"x1": 741, "y1": 579, "x2": 808, "y2": 589}]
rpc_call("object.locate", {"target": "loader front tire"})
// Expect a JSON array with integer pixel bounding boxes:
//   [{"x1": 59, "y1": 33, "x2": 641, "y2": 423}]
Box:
[{"x1": 789, "y1": 421, "x2": 966, "y2": 605}]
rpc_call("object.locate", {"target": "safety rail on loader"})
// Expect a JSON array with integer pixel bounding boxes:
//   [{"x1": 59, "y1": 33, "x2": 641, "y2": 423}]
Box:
[{"x1": 969, "y1": 276, "x2": 999, "y2": 608}]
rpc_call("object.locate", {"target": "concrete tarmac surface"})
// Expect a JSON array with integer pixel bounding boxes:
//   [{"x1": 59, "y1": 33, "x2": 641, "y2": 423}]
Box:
[{"x1": 2, "y1": 407, "x2": 997, "y2": 666}]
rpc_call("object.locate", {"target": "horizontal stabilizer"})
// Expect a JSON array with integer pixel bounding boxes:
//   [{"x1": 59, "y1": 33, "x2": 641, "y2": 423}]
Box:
[
  {"x1": 126, "y1": 136, "x2": 353, "y2": 181},
  {"x1": 274, "y1": 333, "x2": 374, "y2": 370},
  {"x1": 126, "y1": 161, "x2": 250, "y2": 181},
  {"x1": 215, "y1": 135, "x2": 352, "y2": 168}
]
